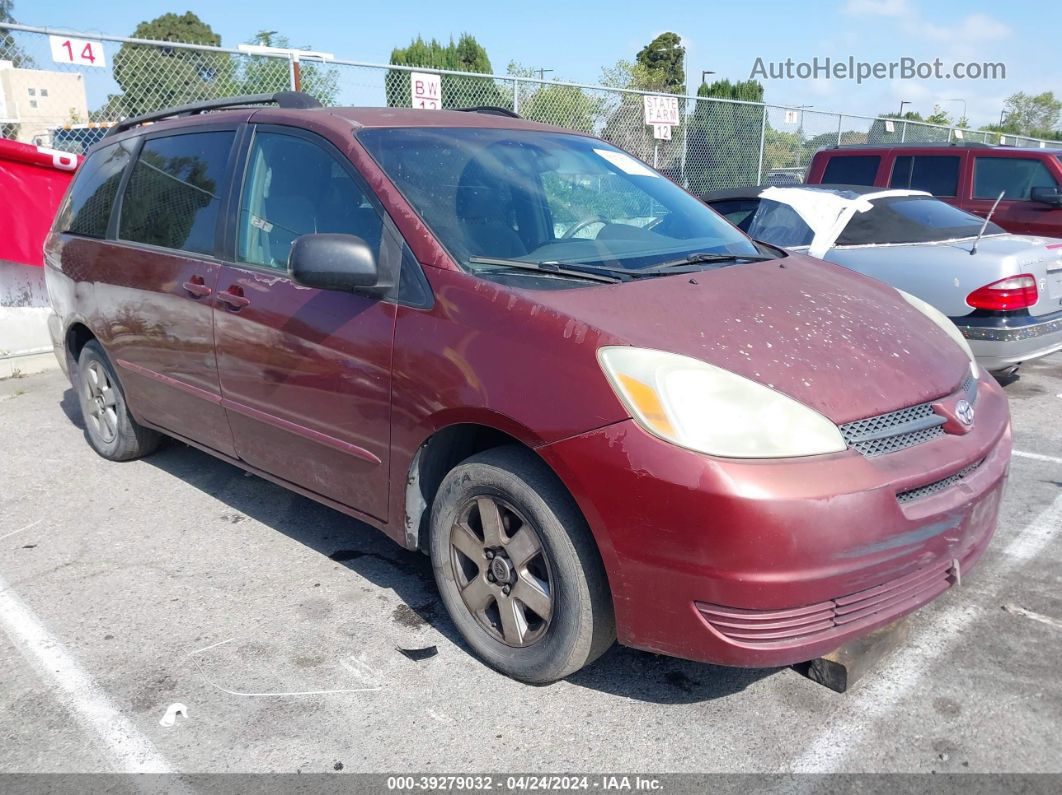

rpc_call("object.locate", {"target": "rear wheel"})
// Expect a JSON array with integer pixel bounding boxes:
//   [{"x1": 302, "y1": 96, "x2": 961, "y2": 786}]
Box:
[
  {"x1": 430, "y1": 446, "x2": 614, "y2": 683},
  {"x1": 76, "y1": 341, "x2": 161, "y2": 461}
]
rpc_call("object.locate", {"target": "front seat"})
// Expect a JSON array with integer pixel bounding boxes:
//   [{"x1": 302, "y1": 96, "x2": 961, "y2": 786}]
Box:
[{"x1": 455, "y1": 160, "x2": 526, "y2": 259}]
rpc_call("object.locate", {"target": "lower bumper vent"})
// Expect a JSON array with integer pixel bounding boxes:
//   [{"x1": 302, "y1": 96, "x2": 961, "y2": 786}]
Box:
[
  {"x1": 896, "y1": 458, "x2": 985, "y2": 504},
  {"x1": 696, "y1": 559, "x2": 955, "y2": 647}
]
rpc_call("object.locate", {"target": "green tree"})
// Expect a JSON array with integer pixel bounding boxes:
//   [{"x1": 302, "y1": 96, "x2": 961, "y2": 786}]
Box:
[
  {"x1": 111, "y1": 12, "x2": 235, "y2": 118},
  {"x1": 597, "y1": 51, "x2": 688, "y2": 169},
  {"x1": 923, "y1": 105, "x2": 952, "y2": 126},
  {"x1": 506, "y1": 62, "x2": 601, "y2": 133},
  {"x1": 385, "y1": 34, "x2": 501, "y2": 109},
  {"x1": 237, "y1": 32, "x2": 340, "y2": 105},
  {"x1": 685, "y1": 79, "x2": 765, "y2": 194},
  {"x1": 0, "y1": 0, "x2": 33, "y2": 67},
  {"x1": 1001, "y1": 91, "x2": 1061, "y2": 137},
  {"x1": 635, "y1": 32, "x2": 685, "y2": 94}
]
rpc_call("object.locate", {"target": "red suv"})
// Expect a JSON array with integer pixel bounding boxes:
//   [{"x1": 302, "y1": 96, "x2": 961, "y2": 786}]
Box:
[
  {"x1": 45, "y1": 92, "x2": 1010, "y2": 683},
  {"x1": 806, "y1": 143, "x2": 1062, "y2": 237}
]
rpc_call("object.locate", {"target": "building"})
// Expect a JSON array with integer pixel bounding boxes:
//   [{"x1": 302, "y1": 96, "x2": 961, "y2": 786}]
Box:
[{"x1": 0, "y1": 60, "x2": 89, "y2": 145}]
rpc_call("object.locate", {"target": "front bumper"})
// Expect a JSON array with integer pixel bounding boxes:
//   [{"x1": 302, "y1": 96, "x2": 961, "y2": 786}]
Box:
[
  {"x1": 954, "y1": 309, "x2": 1062, "y2": 371},
  {"x1": 538, "y1": 375, "x2": 1011, "y2": 668}
]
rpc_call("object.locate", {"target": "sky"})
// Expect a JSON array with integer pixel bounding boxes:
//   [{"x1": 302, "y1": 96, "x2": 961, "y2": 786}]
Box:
[{"x1": 14, "y1": 0, "x2": 1061, "y2": 128}]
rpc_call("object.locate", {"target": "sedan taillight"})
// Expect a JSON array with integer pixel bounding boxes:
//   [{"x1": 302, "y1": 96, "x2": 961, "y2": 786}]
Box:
[{"x1": 966, "y1": 274, "x2": 1038, "y2": 311}]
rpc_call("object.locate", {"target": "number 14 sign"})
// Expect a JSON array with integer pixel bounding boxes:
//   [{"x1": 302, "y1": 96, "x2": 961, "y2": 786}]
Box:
[{"x1": 49, "y1": 35, "x2": 107, "y2": 68}]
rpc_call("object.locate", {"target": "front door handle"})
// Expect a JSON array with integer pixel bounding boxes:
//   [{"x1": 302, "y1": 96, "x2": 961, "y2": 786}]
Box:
[
  {"x1": 182, "y1": 276, "x2": 212, "y2": 297},
  {"x1": 217, "y1": 287, "x2": 250, "y2": 309}
]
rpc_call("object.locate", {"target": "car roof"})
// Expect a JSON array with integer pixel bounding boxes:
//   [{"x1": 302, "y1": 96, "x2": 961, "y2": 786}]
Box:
[
  {"x1": 822, "y1": 142, "x2": 1062, "y2": 155},
  {"x1": 702, "y1": 183, "x2": 899, "y2": 201}
]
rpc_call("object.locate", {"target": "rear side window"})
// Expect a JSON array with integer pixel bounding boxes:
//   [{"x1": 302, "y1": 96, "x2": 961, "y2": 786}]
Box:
[
  {"x1": 119, "y1": 131, "x2": 234, "y2": 255},
  {"x1": 822, "y1": 155, "x2": 880, "y2": 185},
  {"x1": 889, "y1": 155, "x2": 960, "y2": 196},
  {"x1": 974, "y1": 157, "x2": 1059, "y2": 200},
  {"x1": 707, "y1": 198, "x2": 759, "y2": 232},
  {"x1": 746, "y1": 199, "x2": 814, "y2": 247},
  {"x1": 61, "y1": 140, "x2": 133, "y2": 238},
  {"x1": 237, "y1": 130, "x2": 384, "y2": 270}
]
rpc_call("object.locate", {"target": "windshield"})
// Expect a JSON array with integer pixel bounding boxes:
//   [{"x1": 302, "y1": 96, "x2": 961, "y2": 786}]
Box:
[
  {"x1": 358, "y1": 127, "x2": 761, "y2": 279},
  {"x1": 836, "y1": 196, "x2": 1004, "y2": 246}
]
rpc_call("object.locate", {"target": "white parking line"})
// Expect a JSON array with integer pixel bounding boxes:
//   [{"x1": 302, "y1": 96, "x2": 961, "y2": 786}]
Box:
[
  {"x1": 788, "y1": 490, "x2": 1062, "y2": 773},
  {"x1": 0, "y1": 574, "x2": 174, "y2": 774},
  {"x1": 1013, "y1": 450, "x2": 1062, "y2": 465}
]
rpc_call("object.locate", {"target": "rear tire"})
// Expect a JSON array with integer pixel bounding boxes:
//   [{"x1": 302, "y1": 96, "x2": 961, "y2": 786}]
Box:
[
  {"x1": 429, "y1": 445, "x2": 615, "y2": 683},
  {"x1": 76, "y1": 341, "x2": 162, "y2": 461}
]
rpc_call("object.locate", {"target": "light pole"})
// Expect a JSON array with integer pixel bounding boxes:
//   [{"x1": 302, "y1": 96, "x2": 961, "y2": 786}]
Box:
[
  {"x1": 536, "y1": 68, "x2": 553, "y2": 81},
  {"x1": 943, "y1": 97, "x2": 966, "y2": 126},
  {"x1": 700, "y1": 69, "x2": 716, "y2": 90},
  {"x1": 898, "y1": 100, "x2": 911, "y2": 117}
]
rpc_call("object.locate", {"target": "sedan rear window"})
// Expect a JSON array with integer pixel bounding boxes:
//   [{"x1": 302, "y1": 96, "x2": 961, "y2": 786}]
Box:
[
  {"x1": 821, "y1": 155, "x2": 880, "y2": 185},
  {"x1": 836, "y1": 196, "x2": 1002, "y2": 246}
]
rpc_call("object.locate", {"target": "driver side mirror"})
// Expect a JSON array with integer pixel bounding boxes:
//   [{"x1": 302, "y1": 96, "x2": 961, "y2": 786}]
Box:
[
  {"x1": 288, "y1": 233, "x2": 391, "y2": 295},
  {"x1": 1030, "y1": 186, "x2": 1062, "y2": 207}
]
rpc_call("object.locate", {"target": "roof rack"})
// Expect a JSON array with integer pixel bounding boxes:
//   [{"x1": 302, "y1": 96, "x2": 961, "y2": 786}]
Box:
[
  {"x1": 456, "y1": 106, "x2": 522, "y2": 119},
  {"x1": 103, "y1": 91, "x2": 322, "y2": 138},
  {"x1": 831, "y1": 141, "x2": 998, "y2": 150}
]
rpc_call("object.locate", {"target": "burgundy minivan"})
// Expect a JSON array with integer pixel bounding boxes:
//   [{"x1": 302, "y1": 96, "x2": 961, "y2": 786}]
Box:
[{"x1": 45, "y1": 92, "x2": 1011, "y2": 683}]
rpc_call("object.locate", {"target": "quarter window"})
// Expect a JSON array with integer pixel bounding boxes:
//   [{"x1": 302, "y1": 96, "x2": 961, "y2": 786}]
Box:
[
  {"x1": 821, "y1": 156, "x2": 880, "y2": 185},
  {"x1": 237, "y1": 131, "x2": 384, "y2": 271},
  {"x1": 119, "y1": 131, "x2": 234, "y2": 255},
  {"x1": 746, "y1": 199, "x2": 814, "y2": 247},
  {"x1": 60, "y1": 139, "x2": 134, "y2": 239},
  {"x1": 889, "y1": 155, "x2": 960, "y2": 196},
  {"x1": 973, "y1": 157, "x2": 1059, "y2": 200}
]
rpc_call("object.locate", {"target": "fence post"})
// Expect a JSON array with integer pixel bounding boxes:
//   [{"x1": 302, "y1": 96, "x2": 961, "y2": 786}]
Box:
[
  {"x1": 836, "y1": 115, "x2": 842, "y2": 146},
  {"x1": 512, "y1": 77, "x2": 520, "y2": 114},
  {"x1": 901, "y1": 121, "x2": 907, "y2": 143},
  {"x1": 756, "y1": 104, "x2": 767, "y2": 184},
  {"x1": 288, "y1": 54, "x2": 298, "y2": 91}
]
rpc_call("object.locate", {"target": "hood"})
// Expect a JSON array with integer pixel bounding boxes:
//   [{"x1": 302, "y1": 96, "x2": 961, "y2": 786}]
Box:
[{"x1": 527, "y1": 255, "x2": 969, "y2": 425}]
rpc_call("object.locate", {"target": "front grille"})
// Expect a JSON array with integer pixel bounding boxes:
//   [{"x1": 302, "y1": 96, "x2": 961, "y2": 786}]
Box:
[
  {"x1": 840, "y1": 402, "x2": 945, "y2": 457},
  {"x1": 839, "y1": 371, "x2": 979, "y2": 458},
  {"x1": 696, "y1": 560, "x2": 955, "y2": 647},
  {"x1": 896, "y1": 458, "x2": 985, "y2": 504}
]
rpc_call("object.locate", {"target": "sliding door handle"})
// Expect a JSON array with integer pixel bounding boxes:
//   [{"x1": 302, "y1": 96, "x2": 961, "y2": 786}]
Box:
[{"x1": 217, "y1": 288, "x2": 250, "y2": 309}]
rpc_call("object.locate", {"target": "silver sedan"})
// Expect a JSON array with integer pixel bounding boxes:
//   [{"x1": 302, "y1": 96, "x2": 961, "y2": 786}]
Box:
[{"x1": 703, "y1": 184, "x2": 1062, "y2": 374}]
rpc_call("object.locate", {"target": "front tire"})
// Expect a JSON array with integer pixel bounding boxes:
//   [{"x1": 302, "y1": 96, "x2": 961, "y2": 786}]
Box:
[
  {"x1": 76, "y1": 341, "x2": 161, "y2": 461},
  {"x1": 429, "y1": 445, "x2": 615, "y2": 683}
]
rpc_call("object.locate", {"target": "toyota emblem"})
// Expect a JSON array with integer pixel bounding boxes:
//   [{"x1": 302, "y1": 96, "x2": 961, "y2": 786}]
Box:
[{"x1": 955, "y1": 399, "x2": 974, "y2": 426}]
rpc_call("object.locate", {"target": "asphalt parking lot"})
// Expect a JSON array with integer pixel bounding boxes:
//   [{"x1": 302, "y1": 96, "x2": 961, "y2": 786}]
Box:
[{"x1": 1, "y1": 357, "x2": 1061, "y2": 776}]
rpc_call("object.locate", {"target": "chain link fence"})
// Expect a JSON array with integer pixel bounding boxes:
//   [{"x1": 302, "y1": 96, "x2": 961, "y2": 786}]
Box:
[{"x1": 2, "y1": 23, "x2": 1057, "y2": 192}]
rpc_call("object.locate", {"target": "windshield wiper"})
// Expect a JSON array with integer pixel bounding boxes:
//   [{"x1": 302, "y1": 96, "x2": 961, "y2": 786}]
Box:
[
  {"x1": 636, "y1": 251, "x2": 775, "y2": 274},
  {"x1": 467, "y1": 256, "x2": 627, "y2": 284}
]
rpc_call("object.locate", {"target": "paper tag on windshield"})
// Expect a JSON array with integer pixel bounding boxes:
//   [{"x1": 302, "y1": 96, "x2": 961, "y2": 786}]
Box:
[{"x1": 594, "y1": 149, "x2": 658, "y2": 177}]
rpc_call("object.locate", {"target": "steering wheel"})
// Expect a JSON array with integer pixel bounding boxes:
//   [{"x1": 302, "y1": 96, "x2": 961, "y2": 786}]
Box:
[{"x1": 561, "y1": 216, "x2": 608, "y2": 239}]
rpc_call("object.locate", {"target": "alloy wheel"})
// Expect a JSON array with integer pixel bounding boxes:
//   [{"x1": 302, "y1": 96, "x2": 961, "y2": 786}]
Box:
[
  {"x1": 83, "y1": 360, "x2": 118, "y2": 444},
  {"x1": 449, "y1": 495, "x2": 554, "y2": 647}
]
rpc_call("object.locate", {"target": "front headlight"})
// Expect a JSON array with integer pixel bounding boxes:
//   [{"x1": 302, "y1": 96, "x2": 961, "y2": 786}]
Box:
[
  {"x1": 897, "y1": 289, "x2": 977, "y2": 374},
  {"x1": 597, "y1": 347, "x2": 847, "y2": 458}
]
